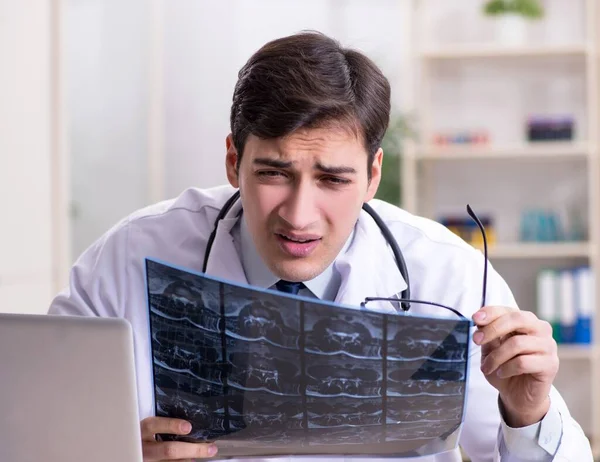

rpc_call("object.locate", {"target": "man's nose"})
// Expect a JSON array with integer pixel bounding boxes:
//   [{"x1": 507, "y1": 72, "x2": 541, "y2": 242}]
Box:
[{"x1": 279, "y1": 181, "x2": 319, "y2": 230}]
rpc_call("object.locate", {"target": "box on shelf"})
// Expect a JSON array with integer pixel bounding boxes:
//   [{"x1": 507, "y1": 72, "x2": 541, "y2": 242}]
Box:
[
  {"x1": 439, "y1": 215, "x2": 496, "y2": 249},
  {"x1": 526, "y1": 115, "x2": 575, "y2": 142}
]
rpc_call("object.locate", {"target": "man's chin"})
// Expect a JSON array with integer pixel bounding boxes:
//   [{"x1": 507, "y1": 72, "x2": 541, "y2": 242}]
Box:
[{"x1": 268, "y1": 258, "x2": 327, "y2": 283}]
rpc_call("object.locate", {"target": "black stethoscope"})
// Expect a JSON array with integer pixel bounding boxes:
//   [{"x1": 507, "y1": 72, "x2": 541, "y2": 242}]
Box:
[{"x1": 202, "y1": 190, "x2": 486, "y2": 320}]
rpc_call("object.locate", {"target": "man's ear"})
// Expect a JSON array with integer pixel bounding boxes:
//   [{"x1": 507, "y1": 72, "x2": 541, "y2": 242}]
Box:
[
  {"x1": 225, "y1": 134, "x2": 239, "y2": 188},
  {"x1": 365, "y1": 148, "x2": 383, "y2": 202}
]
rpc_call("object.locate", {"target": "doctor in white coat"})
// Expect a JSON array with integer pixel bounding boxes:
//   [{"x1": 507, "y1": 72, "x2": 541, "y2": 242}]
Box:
[{"x1": 49, "y1": 31, "x2": 592, "y2": 461}]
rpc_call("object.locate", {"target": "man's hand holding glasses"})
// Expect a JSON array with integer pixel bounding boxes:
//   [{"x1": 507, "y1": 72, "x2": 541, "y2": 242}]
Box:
[{"x1": 473, "y1": 305, "x2": 558, "y2": 428}]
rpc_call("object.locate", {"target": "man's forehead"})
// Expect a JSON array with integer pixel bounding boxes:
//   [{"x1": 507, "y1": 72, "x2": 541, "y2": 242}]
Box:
[
  {"x1": 246, "y1": 127, "x2": 366, "y2": 156},
  {"x1": 284, "y1": 125, "x2": 362, "y2": 145}
]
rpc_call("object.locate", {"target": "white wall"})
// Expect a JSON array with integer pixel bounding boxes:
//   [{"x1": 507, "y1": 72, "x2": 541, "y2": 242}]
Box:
[
  {"x1": 65, "y1": 0, "x2": 151, "y2": 258},
  {"x1": 0, "y1": 0, "x2": 55, "y2": 313},
  {"x1": 162, "y1": 0, "x2": 411, "y2": 198}
]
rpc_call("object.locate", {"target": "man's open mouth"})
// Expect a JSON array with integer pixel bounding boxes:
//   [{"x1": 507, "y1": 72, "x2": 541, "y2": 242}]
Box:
[
  {"x1": 277, "y1": 233, "x2": 320, "y2": 243},
  {"x1": 276, "y1": 233, "x2": 322, "y2": 257}
]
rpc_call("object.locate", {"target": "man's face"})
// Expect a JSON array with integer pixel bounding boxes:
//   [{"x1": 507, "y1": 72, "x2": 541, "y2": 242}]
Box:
[{"x1": 225, "y1": 126, "x2": 382, "y2": 282}]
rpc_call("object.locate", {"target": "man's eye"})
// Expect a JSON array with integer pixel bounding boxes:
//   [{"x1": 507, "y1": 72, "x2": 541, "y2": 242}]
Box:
[
  {"x1": 323, "y1": 176, "x2": 351, "y2": 185},
  {"x1": 258, "y1": 170, "x2": 285, "y2": 178}
]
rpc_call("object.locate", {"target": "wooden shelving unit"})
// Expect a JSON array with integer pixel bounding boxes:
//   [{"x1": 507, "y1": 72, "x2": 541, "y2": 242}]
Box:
[
  {"x1": 558, "y1": 344, "x2": 599, "y2": 360},
  {"x1": 418, "y1": 142, "x2": 591, "y2": 160},
  {"x1": 421, "y1": 43, "x2": 588, "y2": 60},
  {"x1": 403, "y1": 0, "x2": 600, "y2": 456},
  {"x1": 488, "y1": 242, "x2": 593, "y2": 259}
]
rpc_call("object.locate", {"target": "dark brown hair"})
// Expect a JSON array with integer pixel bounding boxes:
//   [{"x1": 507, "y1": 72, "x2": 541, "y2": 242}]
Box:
[{"x1": 230, "y1": 31, "x2": 391, "y2": 178}]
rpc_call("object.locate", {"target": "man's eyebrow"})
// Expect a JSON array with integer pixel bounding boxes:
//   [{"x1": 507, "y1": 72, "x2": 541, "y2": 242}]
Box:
[
  {"x1": 253, "y1": 158, "x2": 293, "y2": 168},
  {"x1": 252, "y1": 158, "x2": 356, "y2": 175},
  {"x1": 314, "y1": 162, "x2": 357, "y2": 175}
]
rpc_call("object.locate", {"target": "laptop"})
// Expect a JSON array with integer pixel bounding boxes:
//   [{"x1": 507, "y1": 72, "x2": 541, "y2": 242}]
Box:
[{"x1": 0, "y1": 313, "x2": 143, "y2": 462}]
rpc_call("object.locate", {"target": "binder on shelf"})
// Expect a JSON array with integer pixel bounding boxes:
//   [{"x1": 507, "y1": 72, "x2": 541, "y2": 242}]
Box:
[
  {"x1": 573, "y1": 267, "x2": 594, "y2": 344},
  {"x1": 536, "y1": 266, "x2": 594, "y2": 345},
  {"x1": 536, "y1": 269, "x2": 561, "y2": 343},
  {"x1": 558, "y1": 270, "x2": 577, "y2": 344}
]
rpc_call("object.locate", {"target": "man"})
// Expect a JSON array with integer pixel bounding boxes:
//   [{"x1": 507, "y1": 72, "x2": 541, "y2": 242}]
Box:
[{"x1": 49, "y1": 32, "x2": 592, "y2": 461}]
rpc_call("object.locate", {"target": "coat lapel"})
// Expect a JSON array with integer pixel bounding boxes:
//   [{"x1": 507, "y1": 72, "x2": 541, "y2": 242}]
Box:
[
  {"x1": 334, "y1": 207, "x2": 408, "y2": 313},
  {"x1": 204, "y1": 199, "x2": 248, "y2": 285}
]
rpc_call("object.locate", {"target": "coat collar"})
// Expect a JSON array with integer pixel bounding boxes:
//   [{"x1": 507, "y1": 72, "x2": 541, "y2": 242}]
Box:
[
  {"x1": 204, "y1": 198, "x2": 248, "y2": 285},
  {"x1": 237, "y1": 214, "x2": 343, "y2": 301},
  {"x1": 205, "y1": 196, "x2": 408, "y2": 313},
  {"x1": 334, "y1": 206, "x2": 408, "y2": 313}
]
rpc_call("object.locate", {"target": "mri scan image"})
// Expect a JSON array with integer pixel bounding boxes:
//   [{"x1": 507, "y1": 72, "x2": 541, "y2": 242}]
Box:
[
  {"x1": 304, "y1": 305, "x2": 383, "y2": 357},
  {"x1": 146, "y1": 259, "x2": 471, "y2": 458}
]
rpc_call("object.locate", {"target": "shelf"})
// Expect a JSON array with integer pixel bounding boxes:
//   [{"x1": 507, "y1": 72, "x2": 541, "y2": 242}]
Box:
[
  {"x1": 558, "y1": 345, "x2": 598, "y2": 360},
  {"x1": 410, "y1": 1, "x2": 600, "y2": 452},
  {"x1": 417, "y1": 142, "x2": 590, "y2": 161},
  {"x1": 487, "y1": 242, "x2": 592, "y2": 259},
  {"x1": 421, "y1": 44, "x2": 588, "y2": 60}
]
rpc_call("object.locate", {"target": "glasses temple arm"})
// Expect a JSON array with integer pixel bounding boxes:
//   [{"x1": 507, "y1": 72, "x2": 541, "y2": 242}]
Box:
[{"x1": 466, "y1": 204, "x2": 488, "y2": 308}]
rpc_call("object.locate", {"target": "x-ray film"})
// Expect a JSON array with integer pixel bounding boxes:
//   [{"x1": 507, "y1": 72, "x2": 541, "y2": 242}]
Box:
[{"x1": 145, "y1": 258, "x2": 472, "y2": 459}]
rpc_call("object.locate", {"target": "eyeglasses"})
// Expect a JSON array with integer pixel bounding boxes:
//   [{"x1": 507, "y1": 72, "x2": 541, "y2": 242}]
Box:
[{"x1": 360, "y1": 205, "x2": 488, "y2": 322}]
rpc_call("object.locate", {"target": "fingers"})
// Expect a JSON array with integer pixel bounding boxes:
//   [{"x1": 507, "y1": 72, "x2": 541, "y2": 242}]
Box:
[
  {"x1": 140, "y1": 417, "x2": 192, "y2": 441},
  {"x1": 472, "y1": 305, "x2": 518, "y2": 327},
  {"x1": 480, "y1": 333, "x2": 555, "y2": 376},
  {"x1": 142, "y1": 440, "x2": 218, "y2": 460},
  {"x1": 494, "y1": 354, "x2": 557, "y2": 379},
  {"x1": 472, "y1": 307, "x2": 549, "y2": 346},
  {"x1": 140, "y1": 417, "x2": 219, "y2": 461},
  {"x1": 472, "y1": 306, "x2": 559, "y2": 381}
]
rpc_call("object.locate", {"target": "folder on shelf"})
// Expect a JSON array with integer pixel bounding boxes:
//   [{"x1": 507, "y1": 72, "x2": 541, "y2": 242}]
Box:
[
  {"x1": 573, "y1": 267, "x2": 594, "y2": 344},
  {"x1": 537, "y1": 269, "x2": 561, "y2": 343},
  {"x1": 536, "y1": 266, "x2": 594, "y2": 345},
  {"x1": 559, "y1": 270, "x2": 577, "y2": 343}
]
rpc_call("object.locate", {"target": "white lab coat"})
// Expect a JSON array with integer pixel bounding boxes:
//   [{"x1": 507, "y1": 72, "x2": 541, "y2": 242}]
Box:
[{"x1": 49, "y1": 185, "x2": 592, "y2": 461}]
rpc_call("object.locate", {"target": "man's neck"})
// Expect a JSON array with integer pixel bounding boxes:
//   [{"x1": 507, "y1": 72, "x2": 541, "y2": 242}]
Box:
[{"x1": 231, "y1": 214, "x2": 351, "y2": 301}]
